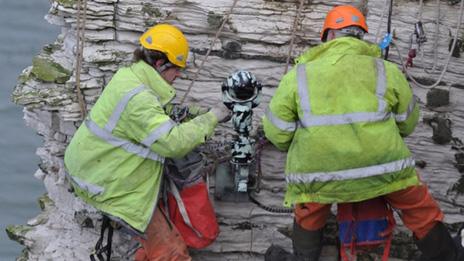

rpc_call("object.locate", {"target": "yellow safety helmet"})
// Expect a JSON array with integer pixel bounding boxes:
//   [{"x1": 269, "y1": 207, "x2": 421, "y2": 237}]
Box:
[{"x1": 139, "y1": 24, "x2": 189, "y2": 68}]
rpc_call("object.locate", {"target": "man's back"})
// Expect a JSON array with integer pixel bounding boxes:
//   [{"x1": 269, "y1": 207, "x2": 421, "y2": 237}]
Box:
[{"x1": 263, "y1": 37, "x2": 420, "y2": 206}]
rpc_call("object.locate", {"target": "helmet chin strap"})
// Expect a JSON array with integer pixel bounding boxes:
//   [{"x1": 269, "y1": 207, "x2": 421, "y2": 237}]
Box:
[
  {"x1": 157, "y1": 62, "x2": 174, "y2": 73},
  {"x1": 141, "y1": 48, "x2": 174, "y2": 73}
]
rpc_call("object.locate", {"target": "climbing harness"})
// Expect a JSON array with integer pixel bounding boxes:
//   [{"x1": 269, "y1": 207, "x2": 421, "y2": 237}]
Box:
[
  {"x1": 75, "y1": 0, "x2": 88, "y2": 118},
  {"x1": 90, "y1": 215, "x2": 114, "y2": 261},
  {"x1": 284, "y1": 0, "x2": 305, "y2": 74},
  {"x1": 180, "y1": 0, "x2": 240, "y2": 105},
  {"x1": 338, "y1": 198, "x2": 395, "y2": 261}
]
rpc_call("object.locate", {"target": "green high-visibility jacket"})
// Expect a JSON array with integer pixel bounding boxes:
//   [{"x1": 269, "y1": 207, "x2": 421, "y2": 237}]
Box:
[
  {"x1": 263, "y1": 38, "x2": 420, "y2": 206},
  {"x1": 64, "y1": 61, "x2": 218, "y2": 233}
]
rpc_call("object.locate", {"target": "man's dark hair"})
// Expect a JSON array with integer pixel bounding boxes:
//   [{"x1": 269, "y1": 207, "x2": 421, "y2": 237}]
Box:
[{"x1": 133, "y1": 47, "x2": 168, "y2": 67}]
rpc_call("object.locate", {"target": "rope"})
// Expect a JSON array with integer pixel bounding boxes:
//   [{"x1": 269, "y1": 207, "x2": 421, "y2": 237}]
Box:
[
  {"x1": 283, "y1": 0, "x2": 305, "y2": 75},
  {"x1": 179, "y1": 0, "x2": 240, "y2": 105},
  {"x1": 392, "y1": 0, "x2": 464, "y2": 89},
  {"x1": 75, "y1": 0, "x2": 88, "y2": 119}
]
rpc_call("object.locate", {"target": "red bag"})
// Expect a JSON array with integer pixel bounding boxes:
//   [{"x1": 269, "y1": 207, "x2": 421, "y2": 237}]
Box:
[{"x1": 167, "y1": 180, "x2": 219, "y2": 249}]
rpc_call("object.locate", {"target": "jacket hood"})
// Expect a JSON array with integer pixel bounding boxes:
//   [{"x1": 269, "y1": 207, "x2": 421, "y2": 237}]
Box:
[
  {"x1": 130, "y1": 60, "x2": 176, "y2": 106},
  {"x1": 295, "y1": 37, "x2": 381, "y2": 64}
]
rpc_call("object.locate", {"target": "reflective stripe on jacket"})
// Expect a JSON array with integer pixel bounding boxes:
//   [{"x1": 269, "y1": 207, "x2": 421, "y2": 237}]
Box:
[
  {"x1": 64, "y1": 61, "x2": 218, "y2": 233},
  {"x1": 263, "y1": 37, "x2": 420, "y2": 206}
]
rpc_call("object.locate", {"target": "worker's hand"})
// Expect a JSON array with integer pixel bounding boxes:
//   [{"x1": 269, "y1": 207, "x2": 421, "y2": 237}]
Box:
[{"x1": 210, "y1": 105, "x2": 232, "y2": 123}]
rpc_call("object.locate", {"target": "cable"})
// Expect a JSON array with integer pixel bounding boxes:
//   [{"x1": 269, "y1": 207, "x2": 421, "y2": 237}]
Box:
[
  {"x1": 180, "y1": 0, "x2": 240, "y2": 105},
  {"x1": 284, "y1": 0, "x2": 305, "y2": 75},
  {"x1": 248, "y1": 193, "x2": 293, "y2": 213}
]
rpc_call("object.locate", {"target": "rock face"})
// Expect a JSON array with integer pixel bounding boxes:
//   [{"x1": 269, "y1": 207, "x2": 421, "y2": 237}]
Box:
[{"x1": 9, "y1": 0, "x2": 464, "y2": 260}]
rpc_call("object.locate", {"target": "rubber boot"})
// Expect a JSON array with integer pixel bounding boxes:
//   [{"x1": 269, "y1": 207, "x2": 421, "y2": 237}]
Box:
[
  {"x1": 415, "y1": 222, "x2": 464, "y2": 261},
  {"x1": 292, "y1": 221, "x2": 323, "y2": 261}
]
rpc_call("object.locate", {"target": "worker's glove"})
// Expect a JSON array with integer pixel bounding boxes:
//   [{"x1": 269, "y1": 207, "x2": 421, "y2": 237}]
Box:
[{"x1": 210, "y1": 105, "x2": 232, "y2": 123}]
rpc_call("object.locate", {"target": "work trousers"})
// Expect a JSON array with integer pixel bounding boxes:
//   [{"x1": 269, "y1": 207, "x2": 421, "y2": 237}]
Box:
[
  {"x1": 134, "y1": 205, "x2": 191, "y2": 261},
  {"x1": 295, "y1": 182, "x2": 444, "y2": 240}
]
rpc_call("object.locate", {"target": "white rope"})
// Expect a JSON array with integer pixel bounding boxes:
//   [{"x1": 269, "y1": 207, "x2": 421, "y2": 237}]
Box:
[{"x1": 394, "y1": 0, "x2": 464, "y2": 89}]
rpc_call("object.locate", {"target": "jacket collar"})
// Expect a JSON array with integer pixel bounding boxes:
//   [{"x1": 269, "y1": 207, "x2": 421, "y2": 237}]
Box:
[
  {"x1": 130, "y1": 60, "x2": 176, "y2": 106},
  {"x1": 295, "y1": 37, "x2": 381, "y2": 65}
]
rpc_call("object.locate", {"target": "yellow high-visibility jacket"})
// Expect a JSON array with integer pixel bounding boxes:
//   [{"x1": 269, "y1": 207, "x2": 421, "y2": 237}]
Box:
[
  {"x1": 263, "y1": 37, "x2": 420, "y2": 206},
  {"x1": 64, "y1": 61, "x2": 218, "y2": 233}
]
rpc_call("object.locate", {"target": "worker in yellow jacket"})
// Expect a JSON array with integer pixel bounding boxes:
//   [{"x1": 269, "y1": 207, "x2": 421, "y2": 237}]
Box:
[
  {"x1": 263, "y1": 5, "x2": 463, "y2": 261},
  {"x1": 64, "y1": 24, "x2": 230, "y2": 260}
]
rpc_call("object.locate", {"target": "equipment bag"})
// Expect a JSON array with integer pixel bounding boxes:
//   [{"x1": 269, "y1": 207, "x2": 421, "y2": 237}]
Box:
[
  {"x1": 337, "y1": 197, "x2": 395, "y2": 261},
  {"x1": 164, "y1": 151, "x2": 219, "y2": 249}
]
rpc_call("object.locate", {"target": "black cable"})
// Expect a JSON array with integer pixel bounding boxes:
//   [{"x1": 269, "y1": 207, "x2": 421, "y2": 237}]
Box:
[
  {"x1": 248, "y1": 193, "x2": 293, "y2": 213},
  {"x1": 384, "y1": 0, "x2": 393, "y2": 60}
]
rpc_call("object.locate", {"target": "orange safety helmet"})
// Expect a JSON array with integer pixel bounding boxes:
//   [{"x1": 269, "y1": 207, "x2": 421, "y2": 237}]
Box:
[
  {"x1": 139, "y1": 24, "x2": 189, "y2": 68},
  {"x1": 320, "y1": 5, "x2": 368, "y2": 42}
]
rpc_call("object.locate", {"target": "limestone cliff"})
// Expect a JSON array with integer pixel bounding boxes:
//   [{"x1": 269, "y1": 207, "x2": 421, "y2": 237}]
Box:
[{"x1": 8, "y1": 0, "x2": 464, "y2": 260}]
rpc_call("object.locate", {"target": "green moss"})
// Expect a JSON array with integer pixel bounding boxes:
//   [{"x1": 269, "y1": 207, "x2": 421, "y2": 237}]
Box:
[
  {"x1": 5, "y1": 225, "x2": 32, "y2": 245},
  {"x1": 207, "y1": 11, "x2": 224, "y2": 29},
  {"x1": 142, "y1": 3, "x2": 162, "y2": 17},
  {"x1": 31, "y1": 56, "x2": 71, "y2": 84},
  {"x1": 55, "y1": 0, "x2": 75, "y2": 8},
  {"x1": 38, "y1": 193, "x2": 54, "y2": 211}
]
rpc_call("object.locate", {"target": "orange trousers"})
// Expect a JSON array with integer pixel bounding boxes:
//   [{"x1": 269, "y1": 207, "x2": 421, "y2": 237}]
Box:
[
  {"x1": 134, "y1": 205, "x2": 191, "y2": 261},
  {"x1": 295, "y1": 183, "x2": 444, "y2": 239}
]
